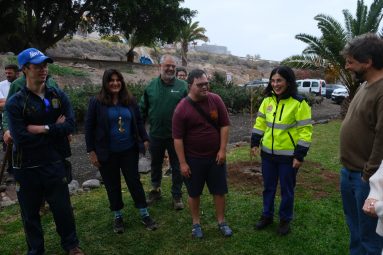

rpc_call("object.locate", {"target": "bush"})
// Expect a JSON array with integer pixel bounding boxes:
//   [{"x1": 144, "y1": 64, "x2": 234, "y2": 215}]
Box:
[
  {"x1": 49, "y1": 64, "x2": 87, "y2": 76},
  {"x1": 209, "y1": 72, "x2": 263, "y2": 114},
  {"x1": 63, "y1": 84, "x2": 99, "y2": 127},
  {"x1": 63, "y1": 82, "x2": 147, "y2": 128}
]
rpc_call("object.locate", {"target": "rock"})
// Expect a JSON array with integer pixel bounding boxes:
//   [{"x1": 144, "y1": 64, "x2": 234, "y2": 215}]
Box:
[
  {"x1": 68, "y1": 180, "x2": 80, "y2": 195},
  {"x1": 82, "y1": 179, "x2": 100, "y2": 189},
  {"x1": 0, "y1": 199, "x2": 16, "y2": 207},
  {"x1": 313, "y1": 119, "x2": 329, "y2": 125},
  {"x1": 138, "y1": 156, "x2": 151, "y2": 174}
]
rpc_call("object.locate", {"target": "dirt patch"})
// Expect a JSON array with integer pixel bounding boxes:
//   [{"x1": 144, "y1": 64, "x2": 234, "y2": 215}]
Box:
[{"x1": 227, "y1": 160, "x2": 339, "y2": 199}]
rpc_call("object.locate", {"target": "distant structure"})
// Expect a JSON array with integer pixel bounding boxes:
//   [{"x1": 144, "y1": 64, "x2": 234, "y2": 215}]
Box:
[{"x1": 194, "y1": 43, "x2": 230, "y2": 55}]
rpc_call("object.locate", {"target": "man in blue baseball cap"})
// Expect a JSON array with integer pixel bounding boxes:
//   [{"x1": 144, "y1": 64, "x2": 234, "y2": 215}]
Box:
[
  {"x1": 17, "y1": 48, "x2": 53, "y2": 70},
  {"x1": 5, "y1": 48, "x2": 84, "y2": 255}
]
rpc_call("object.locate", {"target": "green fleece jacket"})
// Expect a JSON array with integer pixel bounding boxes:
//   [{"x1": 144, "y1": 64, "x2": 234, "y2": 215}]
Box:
[
  {"x1": 2, "y1": 75, "x2": 58, "y2": 131},
  {"x1": 139, "y1": 76, "x2": 187, "y2": 139}
]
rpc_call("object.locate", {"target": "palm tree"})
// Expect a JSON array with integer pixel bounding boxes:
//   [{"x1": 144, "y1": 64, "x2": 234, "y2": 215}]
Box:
[
  {"x1": 178, "y1": 21, "x2": 208, "y2": 66},
  {"x1": 282, "y1": 0, "x2": 383, "y2": 99}
]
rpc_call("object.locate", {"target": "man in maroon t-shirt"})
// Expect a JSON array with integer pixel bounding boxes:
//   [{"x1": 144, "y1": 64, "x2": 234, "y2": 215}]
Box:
[{"x1": 172, "y1": 69, "x2": 232, "y2": 238}]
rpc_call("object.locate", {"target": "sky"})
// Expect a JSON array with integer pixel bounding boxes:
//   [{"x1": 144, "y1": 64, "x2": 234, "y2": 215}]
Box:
[{"x1": 181, "y1": 0, "x2": 375, "y2": 61}]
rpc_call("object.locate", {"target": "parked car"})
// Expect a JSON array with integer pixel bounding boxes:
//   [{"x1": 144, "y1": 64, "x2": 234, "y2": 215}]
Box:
[
  {"x1": 331, "y1": 87, "x2": 349, "y2": 104},
  {"x1": 240, "y1": 79, "x2": 269, "y2": 89},
  {"x1": 296, "y1": 79, "x2": 327, "y2": 97},
  {"x1": 325, "y1": 84, "x2": 346, "y2": 99}
]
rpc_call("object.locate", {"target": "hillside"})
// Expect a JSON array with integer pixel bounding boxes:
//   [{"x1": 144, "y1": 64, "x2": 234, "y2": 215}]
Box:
[{"x1": 41, "y1": 37, "x2": 279, "y2": 86}]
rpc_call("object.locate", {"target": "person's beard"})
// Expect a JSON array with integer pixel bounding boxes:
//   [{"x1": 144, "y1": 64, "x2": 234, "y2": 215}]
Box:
[
  {"x1": 354, "y1": 69, "x2": 366, "y2": 83},
  {"x1": 161, "y1": 71, "x2": 175, "y2": 81}
]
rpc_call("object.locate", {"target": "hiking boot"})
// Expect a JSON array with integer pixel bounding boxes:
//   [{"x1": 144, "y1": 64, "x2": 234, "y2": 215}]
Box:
[
  {"x1": 113, "y1": 216, "x2": 124, "y2": 234},
  {"x1": 163, "y1": 168, "x2": 172, "y2": 177},
  {"x1": 255, "y1": 216, "x2": 273, "y2": 230},
  {"x1": 68, "y1": 247, "x2": 84, "y2": 255},
  {"x1": 192, "y1": 223, "x2": 203, "y2": 239},
  {"x1": 173, "y1": 197, "x2": 184, "y2": 210},
  {"x1": 142, "y1": 216, "x2": 158, "y2": 231},
  {"x1": 146, "y1": 189, "x2": 161, "y2": 205},
  {"x1": 218, "y1": 222, "x2": 233, "y2": 237},
  {"x1": 277, "y1": 220, "x2": 291, "y2": 236}
]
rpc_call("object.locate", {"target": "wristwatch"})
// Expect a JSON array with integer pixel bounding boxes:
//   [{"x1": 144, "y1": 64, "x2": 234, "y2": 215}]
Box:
[{"x1": 44, "y1": 125, "x2": 50, "y2": 133}]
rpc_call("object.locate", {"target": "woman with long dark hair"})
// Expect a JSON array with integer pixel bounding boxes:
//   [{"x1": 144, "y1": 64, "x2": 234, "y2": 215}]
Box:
[
  {"x1": 251, "y1": 66, "x2": 312, "y2": 235},
  {"x1": 85, "y1": 69, "x2": 157, "y2": 233}
]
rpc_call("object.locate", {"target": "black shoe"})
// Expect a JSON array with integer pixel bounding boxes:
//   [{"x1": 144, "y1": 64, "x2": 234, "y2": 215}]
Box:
[
  {"x1": 142, "y1": 216, "x2": 158, "y2": 231},
  {"x1": 255, "y1": 216, "x2": 273, "y2": 230},
  {"x1": 146, "y1": 189, "x2": 162, "y2": 205},
  {"x1": 277, "y1": 220, "x2": 291, "y2": 235},
  {"x1": 113, "y1": 216, "x2": 124, "y2": 234}
]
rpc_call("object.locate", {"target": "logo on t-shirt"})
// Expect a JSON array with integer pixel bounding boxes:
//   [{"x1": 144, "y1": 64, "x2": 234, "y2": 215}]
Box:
[
  {"x1": 266, "y1": 105, "x2": 273, "y2": 113},
  {"x1": 170, "y1": 89, "x2": 180, "y2": 93},
  {"x1": 210, "y1": 110, "x2": 218, "y2": 121}
]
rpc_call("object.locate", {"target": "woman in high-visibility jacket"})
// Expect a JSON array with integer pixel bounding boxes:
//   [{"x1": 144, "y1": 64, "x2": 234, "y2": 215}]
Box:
[{"x1": 251, "y1": 66, "x2": 312, "y2": 235}]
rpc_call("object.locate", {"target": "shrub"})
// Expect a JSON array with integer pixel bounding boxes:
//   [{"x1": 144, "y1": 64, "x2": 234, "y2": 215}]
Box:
[
  {"x1": 209, "y1": 73, "x2": 263, "y2": 114},
  {"x1": 63, "y1": 82, "x2": 147, "y2": 128},
  {"x1": 49, "y1": 64, "x2": 87, "y2": 76},
  {"x1": 64, "y1": 84, "x2": 99, "y2": 127}
]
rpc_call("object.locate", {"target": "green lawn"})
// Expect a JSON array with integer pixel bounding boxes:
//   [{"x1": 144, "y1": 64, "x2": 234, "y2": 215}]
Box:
[{"x1": 0, "y1": 120, "x2": 349, "y2": 255}]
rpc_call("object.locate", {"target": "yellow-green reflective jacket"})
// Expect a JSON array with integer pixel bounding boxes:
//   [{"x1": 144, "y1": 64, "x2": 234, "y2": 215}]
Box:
[{"x1": 251, "y1": 94, "x2": 312, "y2": 161}]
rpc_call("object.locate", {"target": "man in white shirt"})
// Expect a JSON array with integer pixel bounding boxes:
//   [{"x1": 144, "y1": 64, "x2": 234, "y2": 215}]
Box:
[{"x1": 0, "y1": 64, "x2": 19, "y2": 110}]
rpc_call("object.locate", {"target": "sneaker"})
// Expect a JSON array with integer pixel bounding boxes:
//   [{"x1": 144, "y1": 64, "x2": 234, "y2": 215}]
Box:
[
  {"x1": 255, "y1": 216, "x2": 273, "y2": 230},
  {"x1": 192, "y1": 224, "x2": 203, "y2": 239},
  {"x1": 113, "y1": 216, "x2": 124, "y2": 234},
  {"x1": 163, "y1": 168, "x2": 172, "y2": 177},
  {"x1": 218, "y1": 222, "x2": 233, "y2": 237},
  {"x1": 68, "y1": 247, "x2": 84, "y2": 255},
  {"x1": 173, "y1": 197, "x2": 184, "y2": 210},
  {"x1": 146, "y1": 189, "x2": 161, "y2": 205},
  {"x1": 142, "y1": 216, "x2": 158, "y2": 231},
  {"x1": 277, "y1": 220, "x2": 291, "y2": 235}
]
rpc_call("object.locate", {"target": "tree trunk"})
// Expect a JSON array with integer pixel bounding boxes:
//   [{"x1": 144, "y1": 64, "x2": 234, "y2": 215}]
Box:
[
  {"x1": 181, "y1": 42, "x2": 188, "y2": 67},
  {"x1": 126, "y1": 48, "x2": 135, "y2": 63}
]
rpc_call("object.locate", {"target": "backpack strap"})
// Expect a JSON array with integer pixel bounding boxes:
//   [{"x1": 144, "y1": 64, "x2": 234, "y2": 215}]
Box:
[{"x1": 185, "y1": 96, "x2": 220, "y2": 132}]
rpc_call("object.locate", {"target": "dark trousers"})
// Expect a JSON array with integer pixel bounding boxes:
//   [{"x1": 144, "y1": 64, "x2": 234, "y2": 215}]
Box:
[
  {"x1": 261, "y1": 157, "x2": 297, "y2": 221},
  {"x1": 13, "y1": 161, "x2": 79, "y2": 255},
  {"x1": 149, "y1": 136, "x2": 182, "y2": 199},
  {"x1": 99, "y1": 146, "x2": 147, "y2": 211}
]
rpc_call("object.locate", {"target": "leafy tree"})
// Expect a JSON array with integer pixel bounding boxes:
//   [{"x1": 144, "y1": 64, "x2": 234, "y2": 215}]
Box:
[
  {"x1": 282, "y1": 0, "x2": 383, "y2": 99},
  {"x1": 177, "y1": 21, "x2": 208, "y2": 66},
  {"x1": 0, "y1": 0, "x2": 194, "y2": 56},
  {"x1": 0, "y1": 0, "x2": 105, "y2": 53},
  {"x1": 96, "y1": 0, "x2": 195, "y2": 63}
]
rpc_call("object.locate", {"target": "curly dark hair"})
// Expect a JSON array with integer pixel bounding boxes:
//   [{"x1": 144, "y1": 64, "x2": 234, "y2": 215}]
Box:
[
  {"x1": 97, "y1": 69, "x2": 133, "y2": 106},
  {"x1": 264, "y1": 65, "x2": 297, "y2": 98},
  {"x1": 341, "y1": 33, "x2": 383, "y2": 69}
]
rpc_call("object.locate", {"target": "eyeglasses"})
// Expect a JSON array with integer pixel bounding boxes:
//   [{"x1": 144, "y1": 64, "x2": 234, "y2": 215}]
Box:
[{"x1": 195, "y1": 82, "x2": 209, "y2": 88}]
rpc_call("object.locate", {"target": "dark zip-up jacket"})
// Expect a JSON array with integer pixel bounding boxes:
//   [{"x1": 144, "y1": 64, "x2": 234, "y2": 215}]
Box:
[
  {"x1": 85, "y1": 97, "x2": 149, "y2": 162},
  {"x1": 6, "y1": 86, "x2": 74, "y2": 168}
]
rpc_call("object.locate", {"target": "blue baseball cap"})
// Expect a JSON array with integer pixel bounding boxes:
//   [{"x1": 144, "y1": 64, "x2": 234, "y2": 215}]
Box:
[{"x1": 17, "y1": 48, "x2": 53, "y2": 69}]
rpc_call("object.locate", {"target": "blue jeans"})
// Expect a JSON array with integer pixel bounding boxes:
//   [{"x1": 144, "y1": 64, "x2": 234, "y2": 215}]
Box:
[
  {"x1": 340, "y1": 167, "x2": 383, "y2": 255},
  {"x1": 261, "y1": 157, "x2": 297, "y2": 221},
  {"x1": 149, "y1": 136, "x2": 182, "y2": 199}
]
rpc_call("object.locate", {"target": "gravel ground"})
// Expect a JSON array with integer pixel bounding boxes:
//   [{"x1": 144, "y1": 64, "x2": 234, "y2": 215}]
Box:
[{"x1": 69, "y1": 98, "x2": 341, "y2": 184}]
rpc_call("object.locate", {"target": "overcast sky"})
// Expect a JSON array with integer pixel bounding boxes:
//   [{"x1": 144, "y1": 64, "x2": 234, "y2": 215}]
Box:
[{"x1": 182, "y1": 0, "x2": 375, "y2": 61}]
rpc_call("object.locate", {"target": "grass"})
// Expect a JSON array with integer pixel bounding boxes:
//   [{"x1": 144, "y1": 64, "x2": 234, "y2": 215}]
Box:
[
  {"x1": 0, "y1": 120, "x2": 348, "y2": 255},
  {"x1": 48, "y1": 64, "x2": 87, "y2": 77}
]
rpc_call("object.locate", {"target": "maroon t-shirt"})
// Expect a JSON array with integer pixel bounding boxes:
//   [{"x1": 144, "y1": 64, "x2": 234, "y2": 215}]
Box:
[{"x1": 172, "y1": 92, "x2": 230, "y2": 158}]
